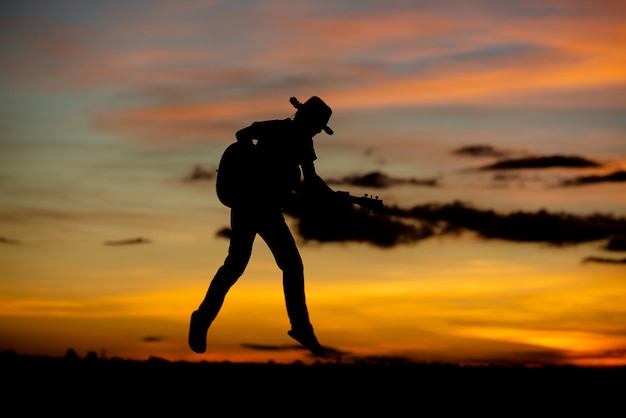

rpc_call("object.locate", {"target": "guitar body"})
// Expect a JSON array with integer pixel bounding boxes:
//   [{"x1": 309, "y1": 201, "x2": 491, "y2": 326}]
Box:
[
  {"x1": 216, "y1": 142, "x2": 258, "y2": 208},
  {"x1": 216, "y1": 142, "x2": 302, "y2": 208}
]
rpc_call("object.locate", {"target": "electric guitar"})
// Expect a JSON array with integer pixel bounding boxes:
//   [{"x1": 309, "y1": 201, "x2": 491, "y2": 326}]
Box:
[{"x1": 215, "y1": 141, "x2": 384, "y2": 212}]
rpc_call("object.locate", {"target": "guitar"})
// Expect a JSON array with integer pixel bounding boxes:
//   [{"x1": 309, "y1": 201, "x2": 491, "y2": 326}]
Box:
[
  {"x1": 216, "y1": 141, "x2": 301, "y2": 208},
  {"x1": 215, "y1": 141, "x2": 384, "y2": 212},
  {"x1": 215, "y1": 142, "x2": 257, "y2": 208}
]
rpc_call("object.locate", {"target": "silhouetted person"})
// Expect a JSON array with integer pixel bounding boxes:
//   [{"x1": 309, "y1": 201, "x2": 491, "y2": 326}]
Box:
[{"x1": 188, "y1": 96, "x2": 336, "y2": 357}]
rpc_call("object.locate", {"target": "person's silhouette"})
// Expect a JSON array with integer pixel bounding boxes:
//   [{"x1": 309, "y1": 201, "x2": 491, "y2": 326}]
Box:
[{"x1": 188, "y1": 96, "x2": 336, "y2": 357}]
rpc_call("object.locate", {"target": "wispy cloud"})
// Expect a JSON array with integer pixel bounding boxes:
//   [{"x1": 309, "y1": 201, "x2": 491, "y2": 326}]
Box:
[
  {"x1": 582, "y1": 256, "x2": 626, "y2": 265},
  {"x1": 184, "y1": 165, "x2": 215, "y2": 181},
  {"x1": 104, "y1": 237, "x2": 152, "y2": 246},
  {"x1": 453, "y1": 145, "x2": 513, "y2": 158},
  {"x1": 561, "y1": 170, "x2": 626, "y2": 186},
  {"x1": 141, "y1": 336, "x2": 164, "y2": 343},
  {"x1": 4, "y1": 1, "x2": 624, "y2": 145},
  {"x1": 241, "y1": 342, "x2": 349, "y2": 357},
  {"x1": 480, "y1": 155, "x2": 601, "y2": 170},
  {"x1": 0, "y1": 236, "x2": 20, "y2": 245},
  {"x1": 327, "y1": 171, "x2": 439, "y2": 189}
]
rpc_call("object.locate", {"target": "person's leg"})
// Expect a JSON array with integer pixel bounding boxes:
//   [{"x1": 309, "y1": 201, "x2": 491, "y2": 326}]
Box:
[
  {"x1": 258, "y1": 211, "x2": 309, "y2": 328},
  {"x1": 189, "y1": 209, "x2": 256, "y2": 353},
  {"x1": 258, "y1": 212, "x2": 325, "y2": 357}
]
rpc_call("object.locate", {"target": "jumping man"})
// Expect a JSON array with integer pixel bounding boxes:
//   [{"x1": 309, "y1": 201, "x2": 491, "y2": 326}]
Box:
[{"x1": 188, "y1": 96, "x2": 336, "y2": 357}]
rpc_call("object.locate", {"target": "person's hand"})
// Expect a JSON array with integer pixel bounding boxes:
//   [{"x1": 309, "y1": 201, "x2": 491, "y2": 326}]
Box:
[{"x1": 305, "y1": 174, "x2": 334, "y2": 195}]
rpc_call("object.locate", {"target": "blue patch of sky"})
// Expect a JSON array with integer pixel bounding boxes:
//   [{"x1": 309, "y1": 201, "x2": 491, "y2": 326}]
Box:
[
  {"x1": 1, "y1": 0, "x2": 102, "y2": 24},
  {"x1": 389, "y1": 43, "x2": 556, "y2": 77},
  {"x1": 447, "y1": 43, "x2": 549, "y2": 63},
  {"x1": 341, "y1": 104, "x2": 626, "y2": 150},
  {"x1": 0, "y1": 87, "x2": 127, "y2": 144}
]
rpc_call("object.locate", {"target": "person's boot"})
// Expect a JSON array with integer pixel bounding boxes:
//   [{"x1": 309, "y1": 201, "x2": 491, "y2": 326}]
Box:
[
  {"x1": 287, "y1": 327, "x2": 326, "y2": 357},
  {"x1": 188, "y1": 310, "x2": 210, "y2": 354}
]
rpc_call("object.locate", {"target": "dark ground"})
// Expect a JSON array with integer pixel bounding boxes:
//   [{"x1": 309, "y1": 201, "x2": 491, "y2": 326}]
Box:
[{"x1": 2, "y1": 350, "x2": 623, "y2": 415}]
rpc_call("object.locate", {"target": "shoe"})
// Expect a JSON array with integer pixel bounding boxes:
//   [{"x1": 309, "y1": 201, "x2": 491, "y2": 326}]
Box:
[
  {"x1": 188, "y1": 310, "x2": 209, "y2": 354},
  {"x1": 288, "y1": 328, "x2": 326, "y2": 357}
]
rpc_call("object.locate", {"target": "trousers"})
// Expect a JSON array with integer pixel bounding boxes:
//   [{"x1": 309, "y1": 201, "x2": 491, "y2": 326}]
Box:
[{"x1": 198, "y1": 206, "x2": 312, "y2": 330}]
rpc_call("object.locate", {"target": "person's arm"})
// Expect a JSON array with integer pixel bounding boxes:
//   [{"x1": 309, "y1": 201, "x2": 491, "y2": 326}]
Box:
[
  {"x1": 235, "y1": 124, "x2": 256, "y2": 145},
  {"x1": 301, "y1": 161, "x2": 334, "y2": 195}
]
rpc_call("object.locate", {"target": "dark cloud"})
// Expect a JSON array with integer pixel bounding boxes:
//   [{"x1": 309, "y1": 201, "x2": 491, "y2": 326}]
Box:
[
  {"x1": 582, "y1": 256, "x2": 626, "y2": 265},
  {"x1": 453, "y1": 145, "x2": 511, "y2": 158},
  {"x1": 329, "y1": 171, "x2": 390, "y2": 188},
  {"x1": 104, "y1": 237, "x2": 151, "y2": 245},
  {"x1": 492, "y1": 173, "x2": 522, "y2": 182},
  {"x1": 604, "y1": 235, "x2": 626, "y2": 251},
  {"x1": 185, "y1": 165, "x2": 215, "y2": 181},
  {"x1": 327, "y1": 171, "x2": 438, "y2": 189},
  {"x1": 241, "y1": 343, "x2": 289, "y2": 351},
  {"x1": 215, "y1": 227, "x2": 231, "y2": 239},
  {"x1": 0, "y1": 236, "x2": 20, "y2": 245},
  {"x1": 141, "y1": 336, "x2": 164, "y2": 342},
  {"x1": 241, "y1": 343, "x2": 349, "y2": 357},
  {"x1": 214, "y1": 188, "x2": 625, "y2": 250},
  {"x1": 282, "y1": 196, "x2": 626, "y2": 248},
  {"x1": 216, "y1": 195, "x2": 396, "y2": 246},
  {"x1": 480, "y1": 155, "x2": 601, "y2": 170},
  {"x1": 388, "y1": 201, "x2": 626, "y2": 245},
  {"x1": 283, "y1": 192, "x2": 433, "y2": 248},
  {"x1": 561, "y1": 170, "x2": 626, "y2": 186}
]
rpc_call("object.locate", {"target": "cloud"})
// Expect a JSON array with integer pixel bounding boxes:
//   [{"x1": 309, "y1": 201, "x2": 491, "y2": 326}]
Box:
[
  {"x1": 185, "y1": 165, "x2": 215, "y2": 181},
  {"x1": 281, "y1": 196, "x2": 626, "y2": 248},
  {"x1": 0, "y1": 236, "x2": 20, "y2": 245},
  {"x1": 561, "y1": 170, "x2": 626, "y2": 186},
  {"x1": 389, "y1": 201, "x2": 626, "y2": 245},
  {"x1": 327, "y1": 171, "x2": 439, "y2": 189},
  {"x1": 241, "y1": 343, "x2": 290, "y2": 351},
  {"x1": 142, "y1": 336, "x2": 164, "y2": 343},
  {"x1": 104, "y1": 237, "x2": 152, "y2": 246},
  {"x1": 480, "y1": 155, "x2": 601, "y2": 170},
  {"x1": 604, "y1": 235, "x2": 626, "y2": 251},
  {"x1": 241, "y1": 342, "x2": 350, "y2": 357},
  {"x1": 453, "y1": 144, "x2": 512, "y2": 158},
  {"x1": 451, "y1": 146, "x2": 622, "y2": 187},
  {"x1": 4, "y1": 0, "x2": 618, "y2": 145},
  {"x1": 215, "y1": 227, "x2": 231, "y2": 239},
  {"x1": 582, "y1": 256, "x2": 626, "y2": 265},
  {"x1": 215, "y1": 197, "x2": 403, "y2": 245},
  {"x1": 283, "y1": 193, "x2": 433, "y2": 248}
]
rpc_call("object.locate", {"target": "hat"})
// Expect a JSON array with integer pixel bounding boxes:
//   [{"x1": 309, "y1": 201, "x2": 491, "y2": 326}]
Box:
[{"x1": 289, "y1": 96, "x2": 333, "y2": 135}]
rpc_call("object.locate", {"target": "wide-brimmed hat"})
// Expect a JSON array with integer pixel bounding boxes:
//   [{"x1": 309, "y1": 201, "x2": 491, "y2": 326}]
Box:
[{"x1": 289, "y1": 96, "x2": 333, "y2": 135}]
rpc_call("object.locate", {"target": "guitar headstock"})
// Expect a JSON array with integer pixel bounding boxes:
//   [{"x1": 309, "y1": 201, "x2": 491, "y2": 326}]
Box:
[
  {"x1": 336, "y1": 191, "x2": 383, "y2": 212},
  {"x1": 357, "y1": 193, "x2": 384, "y2": 212}
]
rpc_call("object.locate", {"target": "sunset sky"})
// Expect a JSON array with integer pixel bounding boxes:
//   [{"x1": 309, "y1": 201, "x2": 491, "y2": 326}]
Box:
[{"x1": 1, "y1": 0, "x2": 625, "y2": 366}]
